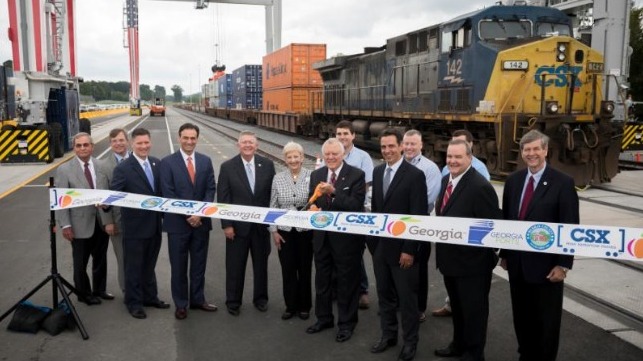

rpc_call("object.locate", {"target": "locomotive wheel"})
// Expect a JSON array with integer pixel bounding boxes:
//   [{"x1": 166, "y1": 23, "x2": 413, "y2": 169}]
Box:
[{"x1": 486, "y1": 154, "x2": 498, "y2": 172}]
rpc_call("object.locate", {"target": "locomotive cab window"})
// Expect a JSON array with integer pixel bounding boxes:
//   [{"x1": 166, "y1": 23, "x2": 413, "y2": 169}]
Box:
[
  {"x1": 536, "y1": 22, "x2": 571, "y2": 36},
  {"x1": 441, "y1": 31, "x2": 453, "y2": 53},
  {"x1": 479, "y1": 19, "x2": 532, "y2": 40},
  {"x1": 442, "y1": 25, "x2": 471, "y2": 53},
  {"x1": 396, "y1": 39, "x2": 407, "y2": 56}
]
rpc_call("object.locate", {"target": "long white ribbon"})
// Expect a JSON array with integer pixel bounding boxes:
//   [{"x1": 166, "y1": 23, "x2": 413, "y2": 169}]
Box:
[{"x1": 50, "y1": 188, "x2": 643, "y2": 262}]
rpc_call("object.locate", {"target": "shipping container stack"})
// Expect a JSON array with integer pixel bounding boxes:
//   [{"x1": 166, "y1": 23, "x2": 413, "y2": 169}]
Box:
[
  {"x1": 216, "y1": 74, "x2": 233, "y2": 108},
  {"x1": 262, "y1": 43, "x2": 327, "y2": 113},
  {"x1": 232, "y1": 65, "x2": 262, "y2": 110}
]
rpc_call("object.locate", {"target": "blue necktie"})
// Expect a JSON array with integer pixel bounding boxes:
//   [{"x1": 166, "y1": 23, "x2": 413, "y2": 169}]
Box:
[
  {"x1": 143, "y1": 160, "x2": 155, "y2": 191},
  {"x1": 245, "y1": 163, "x2": 255, "y2": 193}
]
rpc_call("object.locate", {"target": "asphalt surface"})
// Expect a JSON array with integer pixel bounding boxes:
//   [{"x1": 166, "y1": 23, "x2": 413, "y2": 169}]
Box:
[{"x1": 0, "y1": 110, "x2": 641, "y2": 361}]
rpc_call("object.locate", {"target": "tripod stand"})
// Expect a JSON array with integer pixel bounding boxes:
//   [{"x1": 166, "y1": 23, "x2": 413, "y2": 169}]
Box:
[{"x1": 0, "y1": 177, "x2": 89, "y2": 340}]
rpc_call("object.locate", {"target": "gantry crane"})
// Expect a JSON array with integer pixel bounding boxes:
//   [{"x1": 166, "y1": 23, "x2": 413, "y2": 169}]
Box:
[{"x1": 150, "y1": 0, "x2": 282, "y2": 53}]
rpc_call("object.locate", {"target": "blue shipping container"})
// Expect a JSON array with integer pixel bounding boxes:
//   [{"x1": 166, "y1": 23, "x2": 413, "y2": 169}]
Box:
[
  {"x1": 216, "y1": 75, "x2": 233, "y2": 108},
  {"x1": 233, "y1": 91, "x2": 262, "y2": 110},
  {"x1": 232, "y1": 65, "x2": 262, "y2": 94}
]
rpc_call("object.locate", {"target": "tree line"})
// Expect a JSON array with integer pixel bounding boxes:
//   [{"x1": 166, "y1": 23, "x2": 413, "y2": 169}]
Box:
[
  {"x1": 79, "y1": 81, "x2": 169, "y2": 103},
  {"x1": 79, "y1": 81, "x2": 195, "y2": 104}
]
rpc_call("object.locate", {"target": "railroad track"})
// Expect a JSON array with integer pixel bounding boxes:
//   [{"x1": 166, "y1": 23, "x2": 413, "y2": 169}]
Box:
[{"x1": 176, "y1": 108, "x2": 318, "y2": 169}]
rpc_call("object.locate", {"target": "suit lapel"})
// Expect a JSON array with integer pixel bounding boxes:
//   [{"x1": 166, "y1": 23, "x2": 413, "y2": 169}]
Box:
[
  {"x1": 335, "y1": 163, "x2": 353, "y2": 193},
  {"x1": 72, "y1": 160, "x2": 91, "y2": 189},
  {"x1": 374, "y1": 166, "x2": 384, "y2": 208},
  {"x1": 131, "y1": 157, "x2": 153, "y2": 193},
  {"x1": 254, "y1": 156, "x2": 266, "y2": 194},
  {"x1": 441, "y1": 169, "x2": 473, "y2": 214},
  {"x1": 436, "y1": 177, "x2": 449, "y2": 215}
]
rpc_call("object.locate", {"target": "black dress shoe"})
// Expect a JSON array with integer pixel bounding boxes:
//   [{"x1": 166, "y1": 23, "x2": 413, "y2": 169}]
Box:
[
  {"x1": 254, "y1": 303, "x2": 268, "y2": 312},
  {"x1": 175, "y1": 308, "x2": 187, "y2": 320},
  {"x1": 94, "y1": 292, "x2": 115, "y2": 300},
  {"x1": 398, "y1": 344, "x2": 417, "y2": 361},
  {"x1": 190, "y1": 302, "x2": 218, "y2": 312},
  {"x1": 130, "y1": 308, "x2": 147, "y2": 319},
  {"x1": 78, "y1": 296, "x2": 102, "y2": 305},
  {"x1": 335, "y1": 329, "x2": 352, "y2": 342},
  {"x1": 434, "y1": 344, "x2": 463, "y2": 358},
  {"x1": 371, "y1": 338, "x2": 398, "y2": 353},
  {"x1": 227, "y1": 306, "x2": 240, "y2": 316},
  {"x1": 281, "y1": 311, "x2": 294, "y2": 320},
  {"x1": 143, "y1": 300, "x2": 170, "y2": 309},
  {"x1": 298, "y1": 311, "x2": 310, "y2": 320},
  {"x1": 306, "y1": 321, "x2": 334, "y2": 334}
]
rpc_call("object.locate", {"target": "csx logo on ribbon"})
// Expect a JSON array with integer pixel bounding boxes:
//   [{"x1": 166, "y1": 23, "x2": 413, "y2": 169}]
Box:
[
  {"x1": 570, "y1": 228, "x2": 610, "y2": 244},
  {"x1": 534, "y1": 65, "x2": 582, "y2": 87},
  {"x1": 171, "y1": 200, "x2": 198, "y2": 208},
  {"x1": 345, "y1": 214, "x2": 377, "y2": 225}
]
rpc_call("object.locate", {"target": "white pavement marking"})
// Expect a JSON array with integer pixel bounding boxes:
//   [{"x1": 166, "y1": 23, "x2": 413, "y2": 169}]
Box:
[{"x1": 164, "y1": 114, "x2": 175, "y2": 154}]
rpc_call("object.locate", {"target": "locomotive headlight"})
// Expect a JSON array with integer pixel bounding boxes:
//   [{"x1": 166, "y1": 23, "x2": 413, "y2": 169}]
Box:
[
  {"x1": 546, "y1": 101, "x2": 559, "y2": 114},
  {"x1": 556, "y1": 42, "x2": 568, "y2": 62},
  {"x1": 601, "y1": 101, "x2": 615, "y2": 115}
]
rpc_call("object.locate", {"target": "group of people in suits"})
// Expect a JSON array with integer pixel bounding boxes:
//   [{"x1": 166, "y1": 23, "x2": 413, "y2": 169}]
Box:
[
  {"x1": 57, "y1": 124, "x2": 223, "y2": 320},
  {"x1": 301, "y1": 128, "x2": 577, "y2": 361},
  {"x1": 57, "y1": 123, "x2": 576, "y2": 361}
]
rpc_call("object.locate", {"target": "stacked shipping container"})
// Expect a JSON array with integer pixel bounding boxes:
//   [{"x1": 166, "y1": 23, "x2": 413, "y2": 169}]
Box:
[
  {"x1": 232, "y1": 65, "x2": 262, "y2": 109},
  {"x1": 262, "y1": 43, "x2": 326, "y2": 113},
  {"x1": 216, "y1": 74, "x2": 233, "y2": 108}
]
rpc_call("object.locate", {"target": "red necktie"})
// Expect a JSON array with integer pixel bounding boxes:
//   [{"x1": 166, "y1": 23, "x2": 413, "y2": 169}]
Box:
[
  {"x1": 84, "y1": 162, "x2": 94, "y2": 189},
  {"x1": 327, "y1": 171, "x2": 336, "y2": 204},
  {"x1": 187, "y1": 157, "x2": 195, "y2": 184},
  {"x1": 519, "y1": 176, "x2": 535, "y2": 220},
  {"x1": 440, "y1": 182, "x2": 453, "y2": 213}
]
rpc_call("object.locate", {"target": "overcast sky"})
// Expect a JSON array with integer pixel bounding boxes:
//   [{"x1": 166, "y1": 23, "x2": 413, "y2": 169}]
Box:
[{"x1": 0, "y1": 0, "x2": 640, "y2": 95}]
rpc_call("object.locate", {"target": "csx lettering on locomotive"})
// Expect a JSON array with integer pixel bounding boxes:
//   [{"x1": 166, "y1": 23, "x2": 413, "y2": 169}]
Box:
[{"x1": 534, "y1": 65, "x2": 583, "y2": 87}]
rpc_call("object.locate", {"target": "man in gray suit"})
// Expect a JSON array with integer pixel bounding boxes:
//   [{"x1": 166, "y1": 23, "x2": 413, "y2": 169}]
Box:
[
  {"x1": 98, "y1": 128, "x2": 129, "y2": 294},
  {"x1": 56, "y1": 132, "x2": 115, "y2": 305}
]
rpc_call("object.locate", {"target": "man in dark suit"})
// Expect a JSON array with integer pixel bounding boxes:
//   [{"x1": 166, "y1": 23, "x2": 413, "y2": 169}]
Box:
[
  {"x1": 500, "y1": 129, "x2": 578, "y2": 361},
  {"x1": 305, "y1": 138, "x2": 366, "y2": 343},
  {"x1": 111, "y1": 127, "x2": 170, "y2": 319},
  {"x1": 217, "y1": 130, "x2": 275, "y2": 316},
  {"x1": 98, "y1": 128, "x2": 129, "y2": 294},
  {"x1": 370, "y1": 129, "x2": 428, "y2": 361},
  {"x1": 160, "y1": 123, "x2": 218, "y2": 320},
  {"x1": 160, "y1": 123, "x2": 217, "y2": 320},
  {"x1": 56, "y1": 132, "x2": 114, "y2": 305},
  {"x1": 434, "y1": 139, "x2": 502, "y2": 361}
]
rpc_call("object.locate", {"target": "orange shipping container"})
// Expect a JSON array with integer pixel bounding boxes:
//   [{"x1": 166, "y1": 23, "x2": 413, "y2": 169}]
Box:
[
  {"x1": 263, "y1": 44, "x2": 326, "y2": 90},
  {"x1": 263, "y1": 87, "x2": 318, "y2": 114}
]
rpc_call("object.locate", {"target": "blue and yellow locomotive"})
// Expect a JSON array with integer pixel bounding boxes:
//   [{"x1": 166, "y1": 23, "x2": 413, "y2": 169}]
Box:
[{"x1": 313, "y1": 4, "x2": 620, "y2": 186}]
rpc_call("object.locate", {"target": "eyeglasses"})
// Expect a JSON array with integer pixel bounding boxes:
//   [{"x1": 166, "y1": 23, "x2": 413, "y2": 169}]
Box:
[{"x1": 74, "y1": 143, "x2": 92, "y2": 148}]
